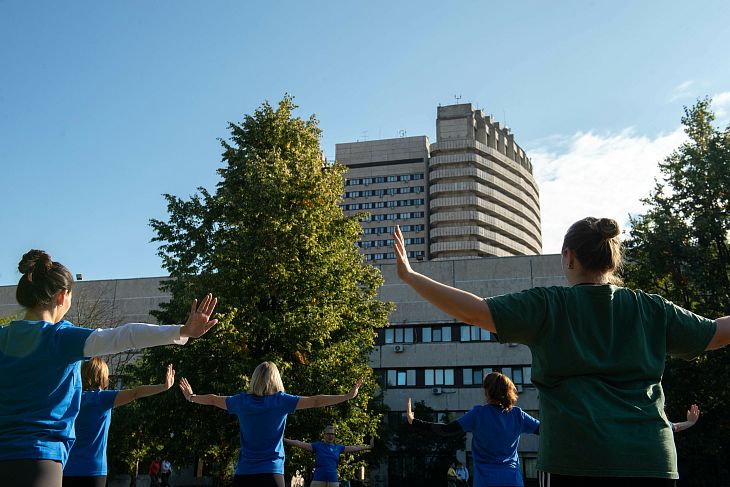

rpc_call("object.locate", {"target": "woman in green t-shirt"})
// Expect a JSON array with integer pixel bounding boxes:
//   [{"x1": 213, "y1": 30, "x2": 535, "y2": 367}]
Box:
[{"x1": 392, "y1": 217, "x2": 730, "y2": 486}]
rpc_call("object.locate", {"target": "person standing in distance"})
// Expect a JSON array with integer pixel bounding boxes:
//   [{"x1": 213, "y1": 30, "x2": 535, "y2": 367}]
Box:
[
  {"x1": 62, "y1": 361, "x2": 177, "y2": 487},
  {"x1": 284, "y1": 425, "x2": 374, "y2": 487},
  {"x1": 179, "y1": 361, "x2": 362, "y2": 487},
  {"x1": 407, "y1": 372, "x2": 539, "y2": 487},
  {"x1": 0, "y1": 249, "x2": 219, "y2": 487},
  {"x1": 393, "y1": 218, "x2": 730, "y2": 486}
]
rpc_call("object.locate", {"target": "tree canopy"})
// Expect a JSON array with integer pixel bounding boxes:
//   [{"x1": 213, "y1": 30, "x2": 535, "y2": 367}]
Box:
[{"x1": 112, "y1": 96, "x2": 392, "y2": 481}]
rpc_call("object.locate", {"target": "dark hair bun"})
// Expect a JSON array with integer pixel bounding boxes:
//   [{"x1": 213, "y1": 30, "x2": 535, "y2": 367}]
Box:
[
  {"x1": 591, "y1": 218, "x2": 620, "y2": 239},
  {"x1": 18, "y1": 249, "x2": 53, "y2": 278}
]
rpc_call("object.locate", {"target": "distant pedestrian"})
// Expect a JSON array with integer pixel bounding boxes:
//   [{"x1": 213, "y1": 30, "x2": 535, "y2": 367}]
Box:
[
  {"x1": 149, "y1": 458, "x2": 161, "y2": 486},
  {"x1": 160, "y1": 459, "x2": 172, "y2": 486}
]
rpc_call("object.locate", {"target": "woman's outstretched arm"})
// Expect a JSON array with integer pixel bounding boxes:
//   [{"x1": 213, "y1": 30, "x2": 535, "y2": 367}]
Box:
[
  {"x1": 115, "y1": 364, "x2": 176, "y2": 407},
  {"x1": 179, "y1": 377, "x2": 228, "y2": 410},
  {"x1": 343, "y1": 437, "x2": 375, "y2": 453},
  {"x1": 284, "y1": 439, "x2": 314, "y2": 451},
  {"x1": 296, "y1": 378, "x2": 363, "y2": 410},
  {"x1": 672, "y1": 404, "x2": 700, "y2": 432},
  {"x1": 406, "y1": 398, "x2": 464, "y2": 437},
  {"x1": 393, "y1": 227, "x2": 495, "y2": 332}
]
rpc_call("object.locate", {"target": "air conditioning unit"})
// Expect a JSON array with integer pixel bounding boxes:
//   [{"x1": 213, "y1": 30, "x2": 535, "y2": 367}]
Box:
[
  {"x1": 432, "y1": 387, "x2": 443, "y2": 395},
  {"x1": 393, "y1": 344, "x2": 405, "y2": 353}
]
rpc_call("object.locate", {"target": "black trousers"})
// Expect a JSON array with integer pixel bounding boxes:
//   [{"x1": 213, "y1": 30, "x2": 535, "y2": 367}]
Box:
[
  {"x1": 539, "y1": 472, "x2": 677, "y2": 486},
  {"x1": 0, "y1": 459, "x2": 64, "y2": 487},
  {"x1": 233, "y1": 473, "x2": 285, "y2": 487},
  {"x1": 63, "y1": 476, "x2": 107, "y2": 487}
]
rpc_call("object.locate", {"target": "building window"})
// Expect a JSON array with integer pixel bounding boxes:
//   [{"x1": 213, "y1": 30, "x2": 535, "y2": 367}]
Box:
[
  {"x1": 386, "y1": 369, "x2": 417, "y2": 387},
  {"x1": 424, "y1": 368, "x2": 454, "y2": 386},
  {"x1": 460, "y1": 325, "x2": 491, "y2": 342},
  {"x1": 422, "y1": 326, "x2": 452, "y2": 343},
  {"x1": 385, "y1": 327, "x2": 414, "y2": 344},
  {"x1": 462, "y1": 367, "x2": 492, "y2": 386}
]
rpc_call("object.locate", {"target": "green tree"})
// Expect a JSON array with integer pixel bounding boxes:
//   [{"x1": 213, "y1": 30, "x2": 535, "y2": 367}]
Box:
[
  {"x1": 624, "y1": 97, "x2": 730, "y2": 485},
  {"x1": 113, "y1": 96, "x2": 392, "y2": 481}
]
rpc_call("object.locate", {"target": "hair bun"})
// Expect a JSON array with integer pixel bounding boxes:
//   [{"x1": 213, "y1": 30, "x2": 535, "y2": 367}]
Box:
[
  {"x1": 594, "y1": 218, "x2": 620, "y2": 239},
  {"x1": 18, "y1": 249, "x2": 53, "y2": 280}
]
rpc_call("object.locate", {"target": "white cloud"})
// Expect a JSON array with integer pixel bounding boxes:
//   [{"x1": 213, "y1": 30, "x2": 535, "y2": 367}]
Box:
[
  {"x1": 529, "y1": 127, "x2": 687, "y2": 254},
  {"x1": 669, "y1": 80, "x2": 695, "y2": 102},
  {"x1": 712, "y1": 91, "x2": 730, "y2": 119}
]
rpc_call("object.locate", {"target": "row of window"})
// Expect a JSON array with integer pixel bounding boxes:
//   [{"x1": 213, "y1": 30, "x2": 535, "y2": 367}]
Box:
[
  {"x1": 343, "y1": 198, "x2": 424, "y2": 211},
  {"x1": 369, "y1": 212, "x2": 424, "y2": 222},
  {"x1": 357, "y1": 238, "x2": 425, "y2": 249},
  {"x1": 383, "y1": 366, "x2": 532, "y2": 388},
  {"x1": 346, "y1": 174, "x2": 424, "y2": 186},
  {"x1": 345, "y1": 186, "x2": 424, "y2": 198},
  {"x1": 363, "y1": 224, "x2": 424, "y2": 235},
  {"x1": 383, "y1": 325, "x2": 492, "y2": 345},
  {"x1": 365, "y1": 250, "x2": 424, "y2": 261}
]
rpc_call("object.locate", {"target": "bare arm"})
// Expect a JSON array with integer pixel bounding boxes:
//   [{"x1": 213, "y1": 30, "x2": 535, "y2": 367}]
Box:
[
  {"x1": 705, "y1": 316, "x2": 730, "y2": 350},
  {"x1": 393, "y1": 226, "x2": 495, "y2": 332},
  {"x1": 179, "y1": 377, "x2": 228, "y2": 410},
  {"x1": 406, "y1": 398, "x2": 464, "y2": 437},
  {"x1": 343, "y1": 437, "x2": 374, "y2": 453},
  {"x1": 115, "y1": 364, "x2": 175, "y2": 407},
  {"x1": 284, "y1": 439, "x2": 314, "y2": 452},
  {"x1": 296, "y1": 378, "x2": 363, "y2": 410},
  {"x1": 672, "y1": 404, "x2": 700, "y2": 432}
]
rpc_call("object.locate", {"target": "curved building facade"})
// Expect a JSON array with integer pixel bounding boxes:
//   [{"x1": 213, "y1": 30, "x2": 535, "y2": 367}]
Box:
[{"x1": 429, "y1": 104, "x2": 542, "y2": 258}]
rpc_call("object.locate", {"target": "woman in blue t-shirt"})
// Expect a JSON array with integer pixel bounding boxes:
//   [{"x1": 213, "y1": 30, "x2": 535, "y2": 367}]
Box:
[
  {"x1": 0, "y1": 250, "x2": 219, "y2": 487},
  {"x1": 407, "y1": 372, "x2": 539, "y2": 487},
  {"x1": 63, "y1": 359, "x2": 177, "y2": 487},
  {"x1": 284, "y1": 424, "x2": 374, "y2": 486},
  {"x1": 179, "y1": 361, "x2": 362, "y2": 487}
]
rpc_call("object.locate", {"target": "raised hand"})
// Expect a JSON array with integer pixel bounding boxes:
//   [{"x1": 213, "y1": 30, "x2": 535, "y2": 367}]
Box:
[
  {"x1": 687, "y1": 404, "x2": 700, "y2": 424},
  {"x1": 392, "y1": 226, "x2": 414, "y2": 282},
  {"x1": 406, "y1": 398, "x2": 414, "y2": 424},
  {"x1": 179, "y1": 377, "x2": 194, "y2": 401},
  {"x1": 348, "y1": 378, "x2": 364, "y2": 399},
  {"x1": 164, "y1": 364, "x2": 175, "y2": 390},
  {"x1": 181, "y1": 294, "x2": 219, "y2": 338}
]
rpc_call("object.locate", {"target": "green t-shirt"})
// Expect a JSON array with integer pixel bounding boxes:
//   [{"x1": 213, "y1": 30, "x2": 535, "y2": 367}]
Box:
[{"x1": 487, "y1": 284, "x2": 716, "y2": 478}]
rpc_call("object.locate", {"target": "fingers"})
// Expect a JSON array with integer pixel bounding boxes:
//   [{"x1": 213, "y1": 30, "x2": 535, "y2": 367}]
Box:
[
  {"x1": 205, "y1": 296, "x2": 218, "y2": 315},
  {"x1": 408, "y1": 397, "x2": 412, "y2": 413},
  {"x1": 197, "y1": 293, "x2": 211, "y2": 313},
  {"x1": 190, "y1": 299, "x2": 198, "y2": 316}
]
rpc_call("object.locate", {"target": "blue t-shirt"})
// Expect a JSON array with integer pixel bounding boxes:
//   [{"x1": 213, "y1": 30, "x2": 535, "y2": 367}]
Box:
[
  {"x1": 457, "y1": 405, "x2": 539, "y2": 487},
  {"x1": 225, "y1": 391, "x2": 300, "y2": 475},
  {"x1": 64, "y1": 389, "x2": 119, "y2": 476},
  {"x1": 0, "y1": 320, "x2": 93, "y2": 464},
  {"x1": 311, "y1": 441, "x2": 345, "y2": 482}
]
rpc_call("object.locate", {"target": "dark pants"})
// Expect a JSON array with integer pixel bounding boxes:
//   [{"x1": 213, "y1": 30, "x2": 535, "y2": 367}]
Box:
[
  {"x1": 233, "y1": 473, "x2": 285, "y2": 487},
  {"x1": 539, "y1": 472, "x2": 677, "y2": 486},
  {"x1": 0, "y1": 459, "x2": 63, "y2": 487},
  {"x1": 63, "y1": 476, "x2": 107, "y2": 487}
]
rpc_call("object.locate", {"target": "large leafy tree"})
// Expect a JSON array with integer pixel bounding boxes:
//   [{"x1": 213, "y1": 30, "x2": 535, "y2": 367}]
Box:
[
  {"x1": 112, "y1": 96, "x2": 392, "y2": 481},
  {"x1": 624, "y1": 98, "x2": 730, "y2": 485}
]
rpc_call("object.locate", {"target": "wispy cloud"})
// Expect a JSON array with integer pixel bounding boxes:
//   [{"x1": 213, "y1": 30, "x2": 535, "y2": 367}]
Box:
[
  {"x1": 712, "y1": 91, "x2": 730, "y2": 120},
  {"x1": 529, "y1": 128, "x2": 686, "y2": 254},
  {"x1": 669, "y1": 80, "x2": 696, "y2": 102}
]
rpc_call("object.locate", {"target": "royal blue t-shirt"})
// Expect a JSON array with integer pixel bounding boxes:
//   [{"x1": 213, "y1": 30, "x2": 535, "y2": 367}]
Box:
[
  {"x1": 64, "y1": 389, "x2": 119, "y2": 476},
  {"x1": 457, "y1": 405, "x2": 539, "y2": 487},
  {"x1": 225, "y1": 391, "x2": 300, "y2": 475},
  {"x1": 311, "y1": 441, "x2": 346, "y2": 482},
  {"x1": 0, "y1": 320, "x2": 93, "y2": 464}
]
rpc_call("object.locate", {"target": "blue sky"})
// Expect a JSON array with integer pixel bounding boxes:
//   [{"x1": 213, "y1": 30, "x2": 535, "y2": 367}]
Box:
[{"x1": 1, "y1": 0, "x2": 729, "y2": 285}]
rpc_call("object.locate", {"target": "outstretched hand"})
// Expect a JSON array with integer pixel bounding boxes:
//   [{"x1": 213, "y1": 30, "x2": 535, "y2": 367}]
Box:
[
  {"x1": 687, "y1": 404, "x2": 700, "y2": 424},
  {"x1": 179, "y1": 377, "x2": 194, "y2": 401},
  {"x1": 348, "y1": 378, "x2": 364, "y2": 399},
  {"x1": 392, "y1": 226, "x2": 414, "y2": 282},
  {"x1": 164, "y1": 364, "x2": 175, "y2": 390},
  {"x1": 406, "y1": 398, "x2": 414, "y2": 424},
  {"x1": 181, "y1": 294, "x2": 219, "y2": 338}
]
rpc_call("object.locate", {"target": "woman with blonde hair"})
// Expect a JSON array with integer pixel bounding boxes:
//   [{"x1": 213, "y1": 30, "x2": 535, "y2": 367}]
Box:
[
  {"x1": 63, "y1": 360, "x2": 177, "y2": 486},
  {"x1": 407, "y1": 372, "x2": 539, "y2": 487},
  {"x1": 179, "y1": 361, "x2": 362, "y2": 487},
  {"x1": 0, "y1": 249, "x2": 219, "y2": 487},
  {"x1": 393, "y1": 217, "x2": 730, "y2": 486}
]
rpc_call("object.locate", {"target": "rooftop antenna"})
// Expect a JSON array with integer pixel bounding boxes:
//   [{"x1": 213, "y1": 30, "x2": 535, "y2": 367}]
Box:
[
  {"x1": 361, "y1": 130, "x2": 368, "y2": 142},
  {"x1": 503, "y1": 109, "x2": 507, "y2": 128},
  {"x1": 454, "y1": 94, "x2": 462, "y2": 104},
  {"x1": 398, "y1": 129, "x2": 407, "y2": 138}
]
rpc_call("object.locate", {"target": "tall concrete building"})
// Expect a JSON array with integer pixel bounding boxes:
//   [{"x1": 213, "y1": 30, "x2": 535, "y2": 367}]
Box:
[{"x1": 337, "y1": 103, "x2": 542, "y2": 262}]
